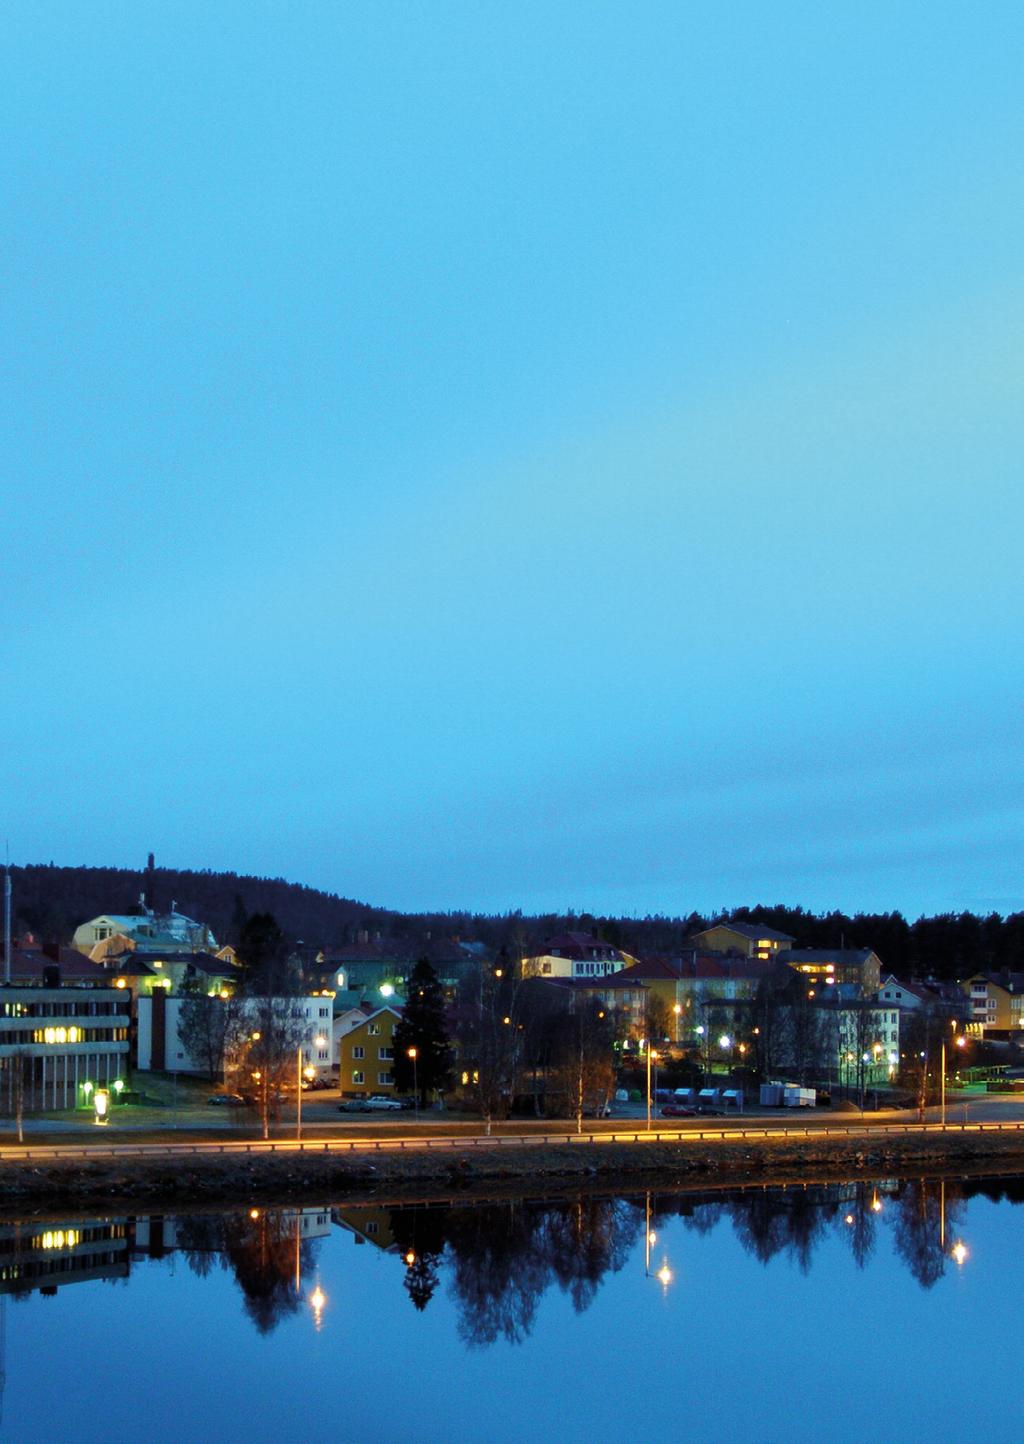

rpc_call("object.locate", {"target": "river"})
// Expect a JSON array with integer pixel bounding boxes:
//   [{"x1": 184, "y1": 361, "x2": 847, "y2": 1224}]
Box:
[{"x1": 1, "y1": 1171, "x2": 1017, "y2": 1442}]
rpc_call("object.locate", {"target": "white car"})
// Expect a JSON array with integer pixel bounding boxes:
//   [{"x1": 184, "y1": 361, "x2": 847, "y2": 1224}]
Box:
[{"x1": 364, "y1": 1095, "x2": 403, "y2": 1111}]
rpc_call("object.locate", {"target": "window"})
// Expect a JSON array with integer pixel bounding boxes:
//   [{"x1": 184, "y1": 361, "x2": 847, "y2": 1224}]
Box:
[
  {"x1": 542, "y1": 962, "x2": 552, "y2": 974},
  {"x1": 352, "y1": 1070, "x2": 364, "y2": 1085},
  {"x1": 379, "y1": 1047, "x2": 393, "y2": 1060},
  {"x1": 366, "y1": 1221, "x2": 378, "y2": 1235},
  {"x1": 378, "y1": 1071, "x2": 393, "y2": 1086},
  {"x1": 352, "y1": 1046, "x2": 364, "y2": 1059},
  {"x1": 368, "y1": 1023, "x2": 380, "y2": 1036},
  {"x1": 319, "y1": 1007, "x2": 329, "y2": 1018}
]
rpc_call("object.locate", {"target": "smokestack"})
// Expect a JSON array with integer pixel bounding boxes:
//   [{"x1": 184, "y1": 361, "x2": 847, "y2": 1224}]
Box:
[
  {"x1": 145, "y1": 852, "x2": 156, "y2": 912},
  {"x1": 4, "y1": 862, "x2": 11, "y2": 985}
]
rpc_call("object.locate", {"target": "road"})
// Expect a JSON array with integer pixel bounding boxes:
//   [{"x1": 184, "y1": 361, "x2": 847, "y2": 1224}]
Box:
[{"x1": 1, "y1": 1093, "x2": 1023, "y2": 1162}]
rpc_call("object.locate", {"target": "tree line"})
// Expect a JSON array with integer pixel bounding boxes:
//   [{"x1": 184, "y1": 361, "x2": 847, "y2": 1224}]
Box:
[{"x1": 10, "y1": 862, "x2": 1024, "y2": 981}]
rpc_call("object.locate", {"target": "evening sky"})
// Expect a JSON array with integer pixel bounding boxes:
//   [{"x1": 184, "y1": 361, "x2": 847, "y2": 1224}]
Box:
[{"x1": 3, "y1": 3, "x2": 1022, "y2": 917}]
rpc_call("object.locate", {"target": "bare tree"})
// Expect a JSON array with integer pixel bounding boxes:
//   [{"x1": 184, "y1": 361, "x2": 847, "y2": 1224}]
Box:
[
  {"x1": 226, "y1": 996, "x2": 308, "y2": 1139},
  {"x1": 177, "y1": 989, "x2": 245, "y2": 1083},
  {"x1": 551, "y1": 1003, "x2": 616, "y2": 1134}
]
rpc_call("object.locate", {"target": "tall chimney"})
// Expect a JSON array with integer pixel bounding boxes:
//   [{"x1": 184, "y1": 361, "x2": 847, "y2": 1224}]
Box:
[
  {"x1": 3, "y1": 863, "x2": 11, "y2": 985},
  {"x1": 145, "y1": 852, "x2": 156, "y2": 913}
]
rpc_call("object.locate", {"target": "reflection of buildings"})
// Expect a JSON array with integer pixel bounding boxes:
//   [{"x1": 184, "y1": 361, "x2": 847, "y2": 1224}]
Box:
[
  {"x1": 131, "y1": 1207, "x2": 331, "y2": 1256},
  {"x1": 331, "y1": 1206, "x2": 399, "y2": 1252},
  {"x1": 0, "y1": 1220, "x2": 129, "y2": 1295}
]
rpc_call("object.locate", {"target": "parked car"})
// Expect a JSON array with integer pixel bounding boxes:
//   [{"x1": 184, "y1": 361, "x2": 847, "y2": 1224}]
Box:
[
  {"x1": 661, "y1": 1103, "x2": 697, "y2": 1117},
  {"x1": 208, "y1": 1093, "x2": 247, "y2": 1107},
  {"x1": 364, "y1": 1095, "x2": 403, "y2": 1110}
]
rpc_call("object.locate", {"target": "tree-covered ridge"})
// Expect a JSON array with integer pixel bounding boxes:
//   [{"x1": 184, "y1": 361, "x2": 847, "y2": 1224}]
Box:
[{"x1": 6, "y1": 862, "x2": 1024, "y2": 980}]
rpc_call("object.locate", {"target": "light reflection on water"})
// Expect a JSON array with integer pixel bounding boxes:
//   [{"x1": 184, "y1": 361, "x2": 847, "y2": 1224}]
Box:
[{"x1": 0, "y1": 1174, "x2": 1019, "y2": 1443}]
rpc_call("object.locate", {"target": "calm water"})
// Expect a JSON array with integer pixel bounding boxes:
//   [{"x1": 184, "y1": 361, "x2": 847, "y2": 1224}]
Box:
[{"x1": 2, "y1": 1173, "x2": 1019, "y2": 1443}]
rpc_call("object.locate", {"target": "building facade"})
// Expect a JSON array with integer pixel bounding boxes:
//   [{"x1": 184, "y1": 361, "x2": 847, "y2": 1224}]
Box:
[{"x1": 0, "y1": 986, "x2": 131, "y2": 1111}]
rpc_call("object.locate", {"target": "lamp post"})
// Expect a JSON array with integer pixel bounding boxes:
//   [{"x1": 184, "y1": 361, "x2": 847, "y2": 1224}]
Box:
[
  {"x1": 408, "y1": 1046, "x2": 419, "y2": 1123},
  {"x1": 646, "y1": 1044, "x2": 658, "y2": 1132},
  {"x1": 673, "y1": 1002, "x2": 681, "y2": 1044},
  {"x1": 942, "y1": 1024, "x2": 966, "y2": 1128},
  {"x1": 297, "y1": 1034, "x2": 327, "y2": 1142}
]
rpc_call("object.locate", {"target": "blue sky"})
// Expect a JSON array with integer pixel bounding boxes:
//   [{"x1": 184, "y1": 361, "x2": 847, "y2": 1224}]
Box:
[{"x1": 3, "y1": 3, "x2": 1022, "y2": 918}]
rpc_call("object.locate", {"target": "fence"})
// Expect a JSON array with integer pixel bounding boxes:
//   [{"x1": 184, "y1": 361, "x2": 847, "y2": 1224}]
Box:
[{"x1": 2, "y1": 1118, "x2": 1024, "y2": 1163}]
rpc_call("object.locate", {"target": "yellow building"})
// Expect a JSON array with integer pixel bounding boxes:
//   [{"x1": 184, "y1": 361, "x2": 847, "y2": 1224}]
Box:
[
  {"x1": 690, "y1": 923, "x2": 794, "y2": 960},
  {"x1": 962, "y1": 972, "x2": 1024, "y2": 1033},
  {"x1": 337, "y1": 1005, "x2": 402, "y2": 1097}
]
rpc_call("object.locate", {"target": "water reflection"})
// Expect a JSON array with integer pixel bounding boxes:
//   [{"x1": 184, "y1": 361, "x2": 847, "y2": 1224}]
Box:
[{"x1": 0, "y1": 1175, "x2": 1019, "y2": 1345}]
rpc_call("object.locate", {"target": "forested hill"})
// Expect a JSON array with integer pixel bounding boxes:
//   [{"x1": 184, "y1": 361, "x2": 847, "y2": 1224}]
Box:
[
  {"x1": 8, "y1": 863, "x2": 394, "y2": 950},
  {"x1": 6, "y1": 863, "x2": 1024, "y2": 981}
]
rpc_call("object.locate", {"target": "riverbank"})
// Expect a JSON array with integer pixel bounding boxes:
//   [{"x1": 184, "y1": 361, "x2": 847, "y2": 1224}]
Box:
[{"x1": 2, "y1": 1126, "x2": 1024, "y2": 1211}]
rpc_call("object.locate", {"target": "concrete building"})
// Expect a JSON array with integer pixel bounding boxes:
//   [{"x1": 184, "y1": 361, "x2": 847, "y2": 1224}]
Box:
[{"x1": 0, "y1": 986, "x2": 132, "y2": 1111}]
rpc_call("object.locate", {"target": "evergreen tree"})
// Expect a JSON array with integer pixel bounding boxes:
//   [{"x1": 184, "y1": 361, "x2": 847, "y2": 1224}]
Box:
[{"x1": 393, "y1": 959, "x2": 453, "y2": 1106}]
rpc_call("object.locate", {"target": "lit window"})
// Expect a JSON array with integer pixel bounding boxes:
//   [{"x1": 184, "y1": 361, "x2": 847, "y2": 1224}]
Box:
[{"x1": 352, "y1": 1071, "x2": 364, "y2": 1085}]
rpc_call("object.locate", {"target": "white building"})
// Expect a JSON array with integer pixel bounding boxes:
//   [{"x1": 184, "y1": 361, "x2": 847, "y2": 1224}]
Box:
[
  {"x1": 73, "y1": 903, "x2": 217, "y2": 956},
  {"x1": 136, "y1": 993, "x2": 334, "y2": 1078}
]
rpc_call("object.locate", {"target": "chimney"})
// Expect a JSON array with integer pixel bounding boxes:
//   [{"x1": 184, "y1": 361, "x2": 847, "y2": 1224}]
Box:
[{"x1": 144, "y1": 852, "x2": 156, "y2": 912}]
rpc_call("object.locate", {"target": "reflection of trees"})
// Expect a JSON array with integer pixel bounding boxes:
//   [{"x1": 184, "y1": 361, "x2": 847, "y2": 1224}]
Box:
[
  {"x1": 845, "y1": 1184, "x2": 877, "y2": 1270},
  {"x1": 445, "y1": 1202, "x2": 551, "y2": 1346},
  {"x1": 174, "y1": 1210, "x2": 317, "y2": 1333},
  {"x1": 387, "y1": 1198, "x2": 639, "y2": 1346},
  {"x1": 622, "y1": 1179, "x2": 974, "y2": 1285},
  {"x1": 887, "y1": 1180, "x2": 965, "y2": 1291},
  {"x1": 389, "y1": 1207, "x2": 448, "y2": 1312}
]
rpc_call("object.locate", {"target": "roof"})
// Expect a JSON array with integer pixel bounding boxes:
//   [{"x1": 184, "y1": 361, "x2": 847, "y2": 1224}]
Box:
[
  {"x1": 182, "y1": 951, "x2": 238, "y2": 976},
  {"x1": 547, "y1": 974, "x2": 647, "y2": 992},
  {"x1": 540, "y1": 932, "x2": 624, "y2": 957},
  {"x1": 964, "y1": 970, "x2": 1024, "y2": 993},
  {"x1": 337, "y1": 1004, "x2": 404, "y2": 1034},
  {"x1": 615, "y1": 954, "x2": 773, "y2": 983}
]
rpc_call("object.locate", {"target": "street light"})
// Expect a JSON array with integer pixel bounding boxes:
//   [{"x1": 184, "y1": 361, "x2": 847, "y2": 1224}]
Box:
[
  {"x1": 408, "y1": 1046, "x2": 419, "y2": 1123},
  {"x1": 672, "y1": 1002, "x2": 681, "y2": 1043},
  {"x1": 297, "y1": 1034, "x2": 328, "y2": 1141},
  {"x1": 646, "y1": 1045, "x2": 658, "y2": 1132},
  {"x1": 941, "y1": 1025, "x2": 968, "y2": 1127}
]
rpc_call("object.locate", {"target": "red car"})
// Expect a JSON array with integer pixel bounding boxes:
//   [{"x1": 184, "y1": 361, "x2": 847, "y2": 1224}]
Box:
[{"x1": 660, "y1": 1103, "x2": 697, "y2": 1117}]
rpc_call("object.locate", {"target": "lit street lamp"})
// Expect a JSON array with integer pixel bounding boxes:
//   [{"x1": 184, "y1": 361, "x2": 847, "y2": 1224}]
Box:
[
  {"x1": 646, "y1": 1045, "x2": 659, "y2": 1131},
  {"x1": 408, "y1": 1046, "x2": 419, "y2": 1123},
  {"x1": 297, "y1": 1034, "x2": 327, "y2": 1141},
  {"x1": 941, "y1": 1025, "x2": 967, "y2": 1127}
]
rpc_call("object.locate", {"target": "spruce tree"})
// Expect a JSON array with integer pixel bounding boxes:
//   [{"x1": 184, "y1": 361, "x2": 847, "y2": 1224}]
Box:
[{"x1": 393, "y1": 959, "x2": 453, "y2": 1106}]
